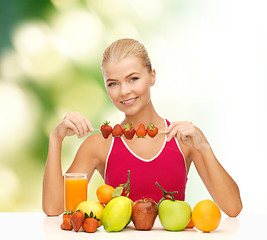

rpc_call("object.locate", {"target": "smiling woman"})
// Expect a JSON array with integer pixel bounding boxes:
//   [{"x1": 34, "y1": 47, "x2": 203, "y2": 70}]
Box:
[
  {"x1": 103, "y1": 55, "x2": 155, "y2": 117},
  {"x1": 42, "y1": 38, "x2": 242, "y2": 217},
  {"x1": 101, "y1": 39, "x2": 155, "y2": 118}
]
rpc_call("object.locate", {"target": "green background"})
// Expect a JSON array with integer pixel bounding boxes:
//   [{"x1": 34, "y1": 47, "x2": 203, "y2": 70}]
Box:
[{"x1": 1, "y1": 0, "x2": 267, "y2": 214}]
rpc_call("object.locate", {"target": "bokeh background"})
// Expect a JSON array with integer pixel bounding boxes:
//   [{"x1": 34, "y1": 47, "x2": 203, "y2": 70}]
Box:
[{"x1": 0, "y1": 0, "x2": 266, "y2": 214}]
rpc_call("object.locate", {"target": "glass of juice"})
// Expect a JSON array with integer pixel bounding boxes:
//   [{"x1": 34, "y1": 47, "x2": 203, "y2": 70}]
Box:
[{"x1": 64, "y1": 173, "x2": 88, "y2": 212}]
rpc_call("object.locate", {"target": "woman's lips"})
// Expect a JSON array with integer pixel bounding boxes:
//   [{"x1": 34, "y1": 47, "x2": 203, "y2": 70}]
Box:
[{"x1": 120, "y1": 97, "x2": 138, "y2": 106}]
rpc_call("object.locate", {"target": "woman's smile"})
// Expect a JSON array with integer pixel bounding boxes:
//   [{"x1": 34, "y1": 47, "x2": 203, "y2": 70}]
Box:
[{"x1": 120, "y1": 97, "x2": 139, "y2": 106}]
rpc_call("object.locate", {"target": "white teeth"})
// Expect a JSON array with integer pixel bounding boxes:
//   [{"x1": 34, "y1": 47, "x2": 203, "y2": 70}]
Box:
[{"x1": 122, "y1": 98, "x2": 136, "y2": 104}]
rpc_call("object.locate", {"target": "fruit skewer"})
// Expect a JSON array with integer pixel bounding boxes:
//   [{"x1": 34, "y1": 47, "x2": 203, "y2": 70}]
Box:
[
  {"x1": 96, "y1": 122, "x2": 161, "y2": 139},
  {"x1": 93, "y1": 129, "x2": 166, "y2": 133}
]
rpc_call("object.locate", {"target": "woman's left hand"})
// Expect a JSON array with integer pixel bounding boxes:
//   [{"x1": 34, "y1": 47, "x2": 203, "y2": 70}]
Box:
[{"x1": 165, "y1": 121, "x2": 209, "y2": 151}]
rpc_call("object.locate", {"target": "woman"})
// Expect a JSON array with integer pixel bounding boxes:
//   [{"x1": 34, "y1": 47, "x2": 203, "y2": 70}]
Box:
[{"x1": 42, "y1": 38, "x2": 242, "y2": 217}]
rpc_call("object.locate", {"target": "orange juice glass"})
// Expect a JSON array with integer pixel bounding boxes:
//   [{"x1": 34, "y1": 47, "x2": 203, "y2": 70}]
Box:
[{"x1": 64, "y1": 173, "x2": 88, "y2": 212}]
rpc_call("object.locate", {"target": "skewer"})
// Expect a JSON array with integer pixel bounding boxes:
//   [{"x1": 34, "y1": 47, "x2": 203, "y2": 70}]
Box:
[{"x1": 93, "y1": 129, "x2": 166, "y2": 133}]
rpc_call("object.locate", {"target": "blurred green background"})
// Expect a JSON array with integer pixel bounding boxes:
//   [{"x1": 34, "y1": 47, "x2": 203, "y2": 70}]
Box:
[
  {"x1": 1, "y1": 0, "x2": 267, "y2": 213},
  {"x1": 1, "y1": 0, "x2": 191, "y2": 211}
]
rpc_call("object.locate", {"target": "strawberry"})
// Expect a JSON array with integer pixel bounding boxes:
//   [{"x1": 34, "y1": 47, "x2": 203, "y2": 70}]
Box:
[
  {"x1": 147, "y1": 123, "x2": 158, "y2": 138},
  {"x1": 60, "y1": 218, "x2": 73, "y2": 231},
  {"x1": 70, "y1": 210, "x2": 85, "y2": 232},
  {"x1": 83, "y1": 218, "x2": 98, "y2": 233},
  {"x1": 100, "y1": 121, "x2": 112, "y2": 139},
  {"x1": 82, "y1": 212, "x2": 100, "y2": 233},
  {"x1": 136, "y1": 123, "x2": 146, "y2": 138},
  {"x1": 62, "y1": 210, "x2": 72, "y2": 220},
  {"x1": 123, "y1": 123, "x2": 136, "y2": 139},
  {"x1": 112, "y1": 124, "x2": 123, "y2": 137}
]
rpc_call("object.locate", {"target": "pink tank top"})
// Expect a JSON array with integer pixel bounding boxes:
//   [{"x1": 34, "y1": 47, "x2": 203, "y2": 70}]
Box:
[{"x1": 104, "y1": 119, "x2": 187, "y2": 202}]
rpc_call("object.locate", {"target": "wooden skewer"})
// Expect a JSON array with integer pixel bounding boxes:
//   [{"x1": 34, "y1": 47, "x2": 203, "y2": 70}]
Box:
[{"x1": 93, "y1": 129, "x2": 166, "y2": 133}]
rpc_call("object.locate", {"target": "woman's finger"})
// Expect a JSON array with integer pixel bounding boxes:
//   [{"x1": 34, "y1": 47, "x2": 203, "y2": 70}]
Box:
[
  {"x1": 68, "y1": 115, "x2": 84, "y2": 138},
  {"x1": 76, "y1": 113, "x2": 90, "y2": 134},
  {"x1": 180, "y1": 129, "x2": 193, "y2": 142},
  {"x1": 85, "y1": 118, "x2": 94, "y2": 132},
  {"x1": 181, "y1": 128, "x2": 196, "y2": 138},
  {"x1": 80, "y1": 118, "x2": 89, "y2": 136},
  {"x1": 74, "y1": 112, "x2": 94, "y2": 136},
  {"x1": 73, "y1": 112, "x2": 89, "y2": 136},
  {"x1": 64, "y1": 118, "x2": 80, "y2": 137},
  {"x1": 166, "y1": 123, "x2": 195, "y2": 142},
  {"x1": 165, "y1": 121, "x2": 188, "y2": 134},
  {"x1": 166, "y1": 125, "x2": 182, "y2": 141}
]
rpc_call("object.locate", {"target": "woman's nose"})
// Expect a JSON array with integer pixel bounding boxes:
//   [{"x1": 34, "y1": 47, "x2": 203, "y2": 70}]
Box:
[{"x1": 120, "y1": 83, "x2": 131, "y2": 96}]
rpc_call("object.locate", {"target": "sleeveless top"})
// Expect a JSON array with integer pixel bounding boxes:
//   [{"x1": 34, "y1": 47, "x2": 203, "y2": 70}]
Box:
[{"x1": 104, "y1": 119, "x2": 187, "y2": 202}]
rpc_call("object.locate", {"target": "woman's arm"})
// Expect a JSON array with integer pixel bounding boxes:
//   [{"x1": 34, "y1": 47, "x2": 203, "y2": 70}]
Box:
[
  {"x1": 189, "y1": 137, "x2": 242, "y2": 217},
  {"x1": 42, "y1": 134, "x2": 64, "y2": 216},
  {"x1": 42, "y1": 112, "x2": 94, "y2": 216},
  {"x1": 166, "y1": 121, "x2": 243, "y2": 217}
]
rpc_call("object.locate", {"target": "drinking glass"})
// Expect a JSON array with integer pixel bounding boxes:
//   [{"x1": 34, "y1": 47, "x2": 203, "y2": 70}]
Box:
[{"x1": 64, "y1": 173, "x2": 88, "y2": 212}]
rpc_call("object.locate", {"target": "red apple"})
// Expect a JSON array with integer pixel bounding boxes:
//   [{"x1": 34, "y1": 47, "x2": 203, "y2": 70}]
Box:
[{"x1": 131, "y1": 197, "x2": 158, "y2": 230}]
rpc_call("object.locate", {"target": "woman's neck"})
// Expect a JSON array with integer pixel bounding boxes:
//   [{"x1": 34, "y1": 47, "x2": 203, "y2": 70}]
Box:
[{"x1": 121, "y1": 101, "x2": 164, "y2": 130}]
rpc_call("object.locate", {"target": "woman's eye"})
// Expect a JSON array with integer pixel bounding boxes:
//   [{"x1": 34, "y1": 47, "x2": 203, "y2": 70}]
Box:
[
  {"x1": 130, "y1": 77, "x2": 139, "y2": 81},
  {"x1": 107, "y1": 82, "x2": 117, "y2": 87}
]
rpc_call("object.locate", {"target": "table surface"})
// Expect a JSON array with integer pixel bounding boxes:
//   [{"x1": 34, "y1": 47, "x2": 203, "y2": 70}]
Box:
[{"x1": 0, "y1": 212, "x2": 265, "y2": 239}]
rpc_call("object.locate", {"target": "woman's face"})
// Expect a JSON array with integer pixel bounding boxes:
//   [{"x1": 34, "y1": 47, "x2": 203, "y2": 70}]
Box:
[{"x1": 103, "y1": 56, "x2": 155, "y2": 116}]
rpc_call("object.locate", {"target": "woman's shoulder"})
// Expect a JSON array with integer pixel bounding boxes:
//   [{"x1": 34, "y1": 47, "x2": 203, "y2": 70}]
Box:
[
  {"x1": 70, "y1": 133, "x2": 112, "y2": 178},
  {"x1": 81, "y1": 132, "x2": 113, "y2": 159}
]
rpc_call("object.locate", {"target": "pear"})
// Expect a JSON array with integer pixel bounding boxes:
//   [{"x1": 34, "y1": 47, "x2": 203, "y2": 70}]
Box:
[{"x1": 102, "y1": 196, "x2": 132, "y2": 232}]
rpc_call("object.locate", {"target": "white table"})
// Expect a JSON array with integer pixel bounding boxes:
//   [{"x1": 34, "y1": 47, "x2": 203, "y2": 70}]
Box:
[{"x1": 0, "y1": 212, "x2": 265, "y2": 239}]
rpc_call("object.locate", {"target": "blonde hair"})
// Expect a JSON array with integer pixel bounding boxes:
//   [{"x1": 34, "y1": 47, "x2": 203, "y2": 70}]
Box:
[{"x1": 101, "y1": 38, "x2": 152, "y2": 73}]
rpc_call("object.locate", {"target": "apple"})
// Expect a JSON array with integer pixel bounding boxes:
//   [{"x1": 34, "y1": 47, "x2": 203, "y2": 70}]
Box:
[
  {"x1": 156, "y1": 182, "x2": 191, "y2": 231},
  {"x1": 158, "y1": 199, "x2": 191, "y2": 231},
  {"x1": 131, "y1": 197, "x2": 158, "y2": 230}
]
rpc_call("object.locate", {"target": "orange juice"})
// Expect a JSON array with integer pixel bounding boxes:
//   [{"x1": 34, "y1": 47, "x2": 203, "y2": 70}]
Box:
[{"x1": 64, "y1": 173, "x2": 88, "y2": 212}]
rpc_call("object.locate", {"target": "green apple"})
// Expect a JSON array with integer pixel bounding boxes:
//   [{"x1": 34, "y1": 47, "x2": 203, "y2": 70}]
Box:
[
  {"x1": 158, "y1": 199, "x2": 191, "y2": 231},
  {"x1": 155, "y1": 182, "x2": 191, "y2": 231}
]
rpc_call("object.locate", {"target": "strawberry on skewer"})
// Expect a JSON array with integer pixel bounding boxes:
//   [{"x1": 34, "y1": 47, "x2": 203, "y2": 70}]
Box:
[
  {"x1": 112, "y1": 124, "x2": 123, "y2": 137},
  {"x1": 100, "y1": 121, "x2": 112, "y2": 139},
  {"x1": 147, "y1": 123, "x2": 159, "y2": 138},
  {"x1": 136, "y1": 123, "x2": 146, "y2": 138},
  {"x1": 123, "y1": 123, "x2": 136, "y2": 139}
]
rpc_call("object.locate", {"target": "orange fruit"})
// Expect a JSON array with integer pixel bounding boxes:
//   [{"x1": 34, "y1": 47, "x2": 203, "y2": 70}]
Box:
[
  {"x1": 192, "y1": 199, "x2": 221, "y2": 232},
  {"x1": 96, "y1": 184, "x2": 115, "y2": 205},
  {"x1": 186, "y1": 217, "x2": 194, "y2": 228}
]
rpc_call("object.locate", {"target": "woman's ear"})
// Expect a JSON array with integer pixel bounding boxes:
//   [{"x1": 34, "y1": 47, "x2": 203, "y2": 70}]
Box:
[{"x1": 150, "y1": 69, "x2": 156, "y2": 86}]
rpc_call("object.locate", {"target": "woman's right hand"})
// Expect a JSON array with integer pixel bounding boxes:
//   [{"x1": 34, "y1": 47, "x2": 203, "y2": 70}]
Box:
[{"x1": 51, "y1": 112, "x2": 94, "y2": 141}]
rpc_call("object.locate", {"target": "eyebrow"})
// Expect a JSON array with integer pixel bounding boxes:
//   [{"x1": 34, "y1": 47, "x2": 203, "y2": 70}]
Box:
[
  {"x1": 125, "y1": 72, "x2": 140, "y2": 78},
  {"x1": 106, "y1": 72, "x2": 140, "y2": 82}
]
